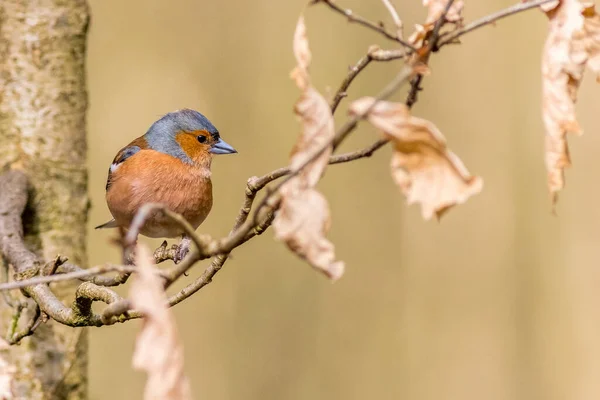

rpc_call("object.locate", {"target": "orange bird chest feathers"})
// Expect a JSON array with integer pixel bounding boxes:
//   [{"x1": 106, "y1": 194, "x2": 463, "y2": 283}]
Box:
[{"x1": 106, "y1": 135, "x2": 214, "y2": 237}]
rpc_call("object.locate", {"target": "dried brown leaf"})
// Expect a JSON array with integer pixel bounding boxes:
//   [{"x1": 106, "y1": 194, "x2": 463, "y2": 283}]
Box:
[
  {"x1": 584, "y1": 3, "x2": 600, "y2": 74},
  {"x1": 349, "y1": 97, "x2": 482, "y2": 219},
  {"x1": 131, "y1": 245, "x2": 191, "y2": 400},
  {"x1": 409, "y1": 0, "x2": 464, "y2": 46},
  {"x1": 273, "y1": 16, "x2": 345, "y2": 280},
  {"x1": 290, "y1": 15, "x2": 311, "y2": 90},
  {"x1": 424, "y1": 0, "x2": 464, "y2": 24},
  {"x1": 540, "y1": 0, "x2": 600, "y2": 202},
  {"x1": 274, "y1": 189, "x2": 344, "y2": 279}
]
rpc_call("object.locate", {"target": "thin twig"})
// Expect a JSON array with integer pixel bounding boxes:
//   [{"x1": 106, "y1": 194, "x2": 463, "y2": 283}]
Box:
[
  {"x1": 0, "y1": 258, "x2": 22, "y2": 308},
  {"x1": 430, "y1": 0, "x2": 455, "y2": 51},
  {"x1": 331, "y1": 45, "x2": 406, "y2": 117},
  {"x1": 406, "y1": 0, "x2": 455, "y2": 106},
  {"x1": 166, "y1": 212, "x2": 274, "y2": 310},
  {"x1": 58, "y1": 263, "x2": 133, "y2": 287},
  {"x1": 41, "y1": 255, "x2": 68, "y2": 277},
  {"x1": 0, "y1": 264, "x2": 145, "y2": 291},
  {"x1": 368, "y1": 47, "x2": 406, "y2": 62},
  {"x1": 314, "y1": 0, "x2": 417, "y2": 51},
  {"x1": 406, "y1": 74, "x2": 424, "y2": 108},
  {"x1": 336, "y1": 63, "x2": 416, "y2": 147},
  {"x1": 380, "y1": 0, "x2": 403, "y2": 39},
  {"x1": 438, "y1": 0, "x2": 554, "y2": 47},
  {"x1": 250, "y1": 64, "x2": 415, "y2": 226},
  {"x1": 104, "y1": 209, "x2": 275, "y2": 323},
  {"x1": 8, "y1": 304, "x2": 41, "y2": 345},
  {"x1": 0, "y1": 0, "x2": 545, "y2": 332},
  {"x1": 331, "y1": 55, "x2": 372, "y2": 113},
  {"x1": 152, "y1": 137, "x2": 391, "y2": 311},
  {"x1": 152, "y1": 65, "x2": 416, "y2": 267},
  {"x1": 330, "y1": 138, "x2": 390, "y2": 164}
]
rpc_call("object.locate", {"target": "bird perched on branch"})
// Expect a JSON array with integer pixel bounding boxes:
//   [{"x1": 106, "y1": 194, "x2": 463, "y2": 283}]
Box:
[{"x1": 96, "y1": 109, "x2": 237, "y2": 260}]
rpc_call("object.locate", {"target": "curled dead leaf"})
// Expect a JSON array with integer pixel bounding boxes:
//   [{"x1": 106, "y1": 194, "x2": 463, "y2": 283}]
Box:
[
  {"x1": 273, "y1": 16, "x2": 345, "y2": 280},
  {"x1": 349, "y1": 97, "x2": 482, "y2": 219},
  {"x1": 424, "y1": 0, "x2": 464, "y2": 24},
  {"x1": 540, "y1": 0, "x2": 600, "y2": 202},
  {"x1": 274, "y1": 189, "x2": 344, "y2": 280},
  {"x1": 131, "y1": 245, "x2": 191, "y2": 400},
  {"x1": 290, "y1": 15, "x2": 311, "y2": 90},
  {"x1": 584, "y1": 3, "x2": 600, "y2": 74}
]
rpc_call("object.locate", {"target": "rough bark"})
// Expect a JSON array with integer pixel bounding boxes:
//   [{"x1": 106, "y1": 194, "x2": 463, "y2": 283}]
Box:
[{"x1": 0, "y1": 0, "x2": 89, "y2": 398}]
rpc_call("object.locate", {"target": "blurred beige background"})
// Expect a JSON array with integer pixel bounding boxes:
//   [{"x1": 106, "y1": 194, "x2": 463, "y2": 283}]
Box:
[{"x1": 85, "y1": 1, "x2": 600, "y2": 399}]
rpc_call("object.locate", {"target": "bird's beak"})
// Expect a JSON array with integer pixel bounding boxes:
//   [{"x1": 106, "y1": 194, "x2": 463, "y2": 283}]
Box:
[{"x1": 209, "y1": 138, "x2": 237, "y2": 155}]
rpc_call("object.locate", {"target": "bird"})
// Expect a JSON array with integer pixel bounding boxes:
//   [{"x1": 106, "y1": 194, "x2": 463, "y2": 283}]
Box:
[{"x1": 95, "y1": 109, "x2": 237, "y2": 260}]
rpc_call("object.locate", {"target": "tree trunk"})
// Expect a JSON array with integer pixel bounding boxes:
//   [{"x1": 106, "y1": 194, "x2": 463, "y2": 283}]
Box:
[{"x1": 0, "y1": 0, "x2": 90, "y2": 398}]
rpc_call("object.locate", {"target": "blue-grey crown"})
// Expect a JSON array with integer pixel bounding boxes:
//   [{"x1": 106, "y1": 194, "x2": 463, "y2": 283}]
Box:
[
  {"x1": 147, "y1": 109, "x2": 218, "y2": 137},
  {"x1": 144, "y1": 109, "x2": 220, "y2": 164}
]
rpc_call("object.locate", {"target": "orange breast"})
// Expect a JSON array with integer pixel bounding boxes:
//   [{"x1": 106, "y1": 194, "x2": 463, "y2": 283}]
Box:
[{"x1": 106, "y1": 150, "x2": 213, "y2": 238}]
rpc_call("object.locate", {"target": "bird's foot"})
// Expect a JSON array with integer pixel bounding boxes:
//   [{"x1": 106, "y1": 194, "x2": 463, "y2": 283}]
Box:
[{"x1": 173, "y1": 236, "x2": 192, "y2": 264}]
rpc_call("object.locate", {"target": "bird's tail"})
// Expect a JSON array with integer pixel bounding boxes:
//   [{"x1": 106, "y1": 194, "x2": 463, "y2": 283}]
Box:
[{"x1": 95, "y1": 219, "x2": 119, "y2": 229}]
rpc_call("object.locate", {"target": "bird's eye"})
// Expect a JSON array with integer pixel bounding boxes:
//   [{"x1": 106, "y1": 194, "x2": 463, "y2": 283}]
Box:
[{"x1": 197, "y1": 135, "x2": 207, "y2": 144}]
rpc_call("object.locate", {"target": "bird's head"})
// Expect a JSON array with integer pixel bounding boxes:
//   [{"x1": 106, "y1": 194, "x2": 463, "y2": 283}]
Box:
[{"x1": 144, "y1": 109, "x2": 237, "y2": 165}]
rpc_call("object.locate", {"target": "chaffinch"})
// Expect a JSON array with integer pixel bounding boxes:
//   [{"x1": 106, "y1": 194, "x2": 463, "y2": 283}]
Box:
[{"x1": 96, "y1": 109, "x2": 237, "y2": 248}]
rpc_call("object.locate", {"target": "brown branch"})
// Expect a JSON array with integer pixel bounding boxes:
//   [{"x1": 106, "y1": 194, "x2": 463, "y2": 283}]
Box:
[
  {"x1": 331, "y1": 138, "x2": 390, "y2": 163},
  {"x1": 162, "y1": 137, "x2": 389, "y2": 303},
  {"x1": 152, "y1": 240, "x2": 178, "y2": 263},
  {"x1": 430, "y1": 0, "x2": 456, "y2": 51},
  {"x1": 102, "y1": 136, "x2": 391, "y2": 323},
  {"x1": 368, "y1": 47, "x2": 406, "y2": 62},
  {"x1": 1, "y1": 132, "x2": 387, "y2": 299},
  {"x1": 167, "y1": 255, "x2": 228, "y2": 309},
  {"x1": 438, "y1": 0, "x2": 554, "y2": 47},
  {"x1": 148, "y1": 65, "x2": 416, "y2": 311},
  {"x1": 0, "y1": 0, "x2": 545, "y2": 332},
  {"x1": 252, "y1": 63, "x2": 415, "y2": 226},
  {"x1": 72, "y1": 282, "x2": 123, "y2": 326},
  {"x1": 406, "y1": 74, "x2": 424, "y2": 108},
  {"x1": 101, "y1": 299, "x2": 133, "y2": 325},
  {"x1": 331, "y1": 46, "x2": 406, "y2": 113},
  {"x1": 126, "y1": 204, "x2": 218, "y2": 256},
  {"x1": 335, "y1": 63, "x2": 416, "y2": 147},
  {"x1": 59, "y1": 263, "x2": 132, "y2": 287},
  {"x1": 41, "y1": 255, "x2": 68, "y2": 277},
  {"x1": 160, "y1": 133, "x2": 389, "y2": 311},
  {"x1": 161, "y1": 133, "x2": 388, "y2": 305},
  {"x1": 109, "y1": 44, "x2": 413, "y2": 316},
  {"x1": 102, "y1": 211, "x2": 276, "y2": 324},
  {"x1": 406, "y1": 0, "x2": 456, "y2": 106},
  {"x1": 314, "y1": 0, "x2": 417, "y2": 51},
  {"x1": 7, "y1": 302, "x2": 41, "y2": 345},
  {"x1": 331, "y1": 55, "x2": 372, "y2": 113},
  {"x1": 155, "y1": 210, "x2": 274, "y2": 315},
  {"x1": 0, "y1": 171, "x2": 123, "y2": 327},
  {"x1": 0, "y1": 264, "x2": 155, "y2": 291}
]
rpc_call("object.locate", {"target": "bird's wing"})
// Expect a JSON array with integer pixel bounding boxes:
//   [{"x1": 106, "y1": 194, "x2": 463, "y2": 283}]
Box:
[
  {"x1": 105, "y1": 136, "x2": 150, "y2": 191},
  {"x1": 105, "y1": 145, "x2": 141, "y2": 191}
]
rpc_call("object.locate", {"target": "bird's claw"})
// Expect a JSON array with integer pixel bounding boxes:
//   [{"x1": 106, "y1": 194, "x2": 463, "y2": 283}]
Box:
[
  {"x1": 173, "y1": 236, "x2": 192, "y2": 264},
  {"x1": 173, "y1": 245, "x2": 189, "y2": 264}
]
